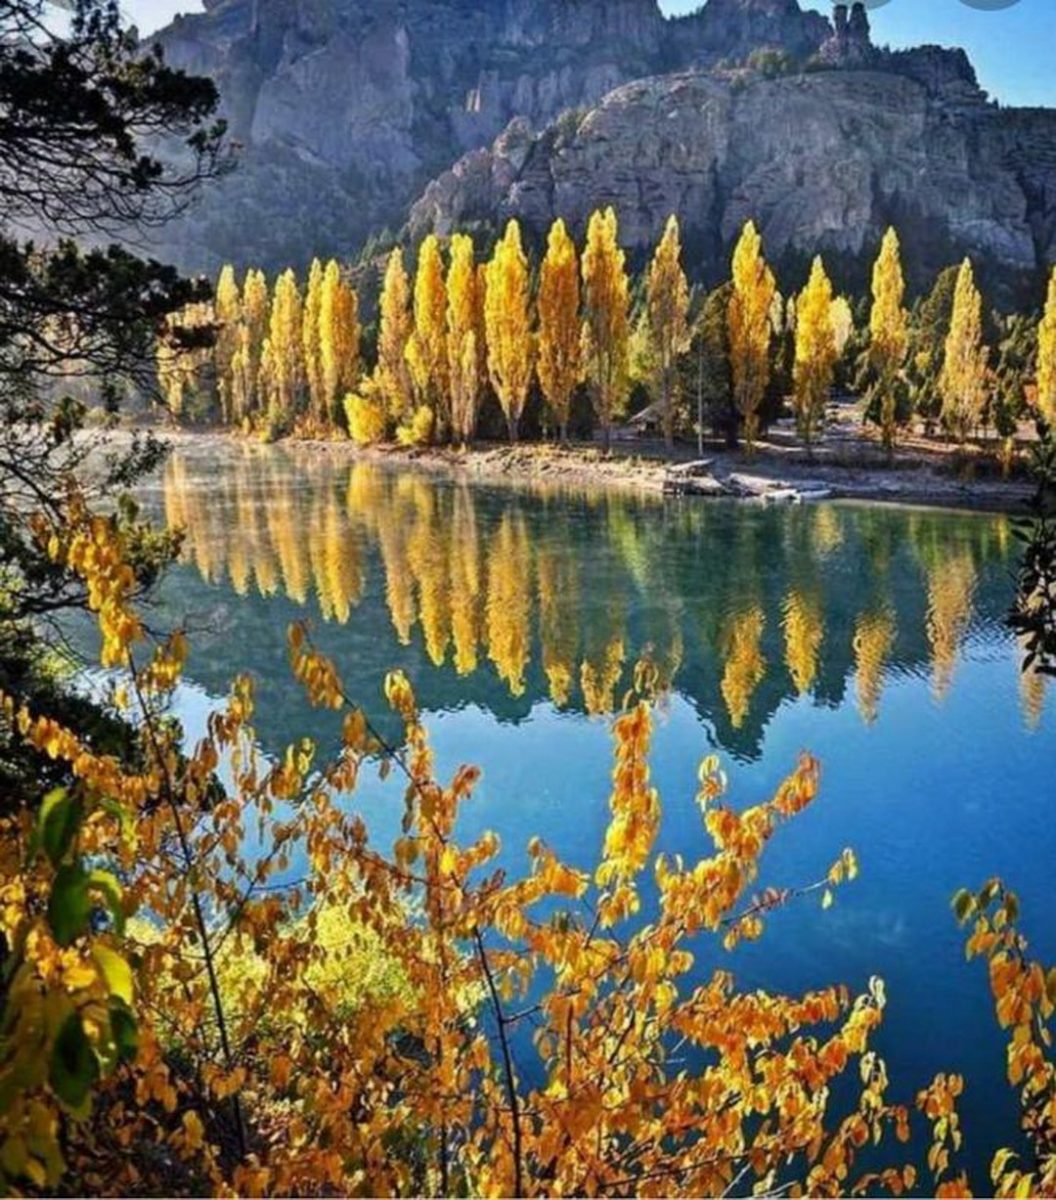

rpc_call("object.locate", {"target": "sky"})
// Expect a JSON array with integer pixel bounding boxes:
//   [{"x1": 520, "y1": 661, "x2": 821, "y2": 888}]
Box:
[{"x1": 124, "y1": 0, "x2": 1056, "y2": 108}]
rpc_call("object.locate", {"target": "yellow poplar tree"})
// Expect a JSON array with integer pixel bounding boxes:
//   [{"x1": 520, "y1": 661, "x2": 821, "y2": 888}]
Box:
[
  {"x1": 537, "y1": 217, "x2": 582, "y2": 443},
  {"x1": 582, "y1": 207, "x2": 631, "y2": 452},
  {"x1": 1036, "y1": 265, "x2": 1056, "y2": 428},
  {"x1": 214, "y1": 264, "x2": 241, "y2": 426},
  {"x1": 406, "y1": 235, "x2": 449, "y2": 439},
  {"x1": 376, "y1": 248, "x2": 414, "y2": 425},
  {"x1": 793, "y1": 255, "x2": 837, "y2": 449},
  {"x1": 229, "y1": 329, "x2": 252, "y2": 427},
  {"x1": 869, "y1": 227, "x2": 909, "y2": 453},
  {"x1": 474, "y1": 261, "x2": 490, "y2": 393},
  {"x1": 303, "y1": 257, "x2": 325, "y2": 427},
  {"x1": 447, "y1": 233, "x2": 480, "y2": 447},
  {"x1": 319, "y1": 259, "x2": 360, "y2": 424},
  {"x1": 940, "y1": 258, "x2": 988, "y2": 445},
  {"x1": 485, "y1": 219, "x2": 533, "y2": 443},
  {"x1": 238, "y1": 268, "x2": 269, "y2": 421},
  {"x1": 258, "y1": 336, "x2": 276, "y2": 421},
  {"x1": 728, "y1": 219, "x2": 776, "y2": 452},
  {"x1": 830, "y1": 295, "x2": 854, "y2": 357},
  {"x1": 266, "y1": 269, "x2": 306, "y2": 427},
  {"x1": 646, "y1": 214, "x2": 691, "y2": 449}
]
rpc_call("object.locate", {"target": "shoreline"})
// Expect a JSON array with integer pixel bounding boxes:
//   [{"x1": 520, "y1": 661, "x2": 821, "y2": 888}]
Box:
[{"x1": 120, "y1": 426, "x2": 1036, "y2": 516}]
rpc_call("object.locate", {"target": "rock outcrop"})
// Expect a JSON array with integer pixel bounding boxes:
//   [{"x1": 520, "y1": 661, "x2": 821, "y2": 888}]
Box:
[{"x1": 668, "y1": 0, "x2": 830, "y2": 69}]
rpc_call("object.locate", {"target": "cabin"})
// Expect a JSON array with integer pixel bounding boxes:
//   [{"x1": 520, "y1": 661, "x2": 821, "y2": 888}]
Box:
[{"x1": 623, "y1": 401, "x2": 664, "y2": 439}]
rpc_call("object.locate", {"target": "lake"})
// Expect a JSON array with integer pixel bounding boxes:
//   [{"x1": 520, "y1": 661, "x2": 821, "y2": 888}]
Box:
[{"x1": 109, "y1": 441, "x2": 1055, "y2": 1186}]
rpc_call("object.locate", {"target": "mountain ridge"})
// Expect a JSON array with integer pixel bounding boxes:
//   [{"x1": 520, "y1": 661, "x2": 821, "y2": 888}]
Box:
[{"x1": 144, "y1": 0, "x2": 1056, "y2": 300}]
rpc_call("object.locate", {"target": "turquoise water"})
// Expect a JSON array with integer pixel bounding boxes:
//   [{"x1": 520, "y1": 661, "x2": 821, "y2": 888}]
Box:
[{"x1": 114, "y1": 443, "x2": 1053, "y2": 1189}]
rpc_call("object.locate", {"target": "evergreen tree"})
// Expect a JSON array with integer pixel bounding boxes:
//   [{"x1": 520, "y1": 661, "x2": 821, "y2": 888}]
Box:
[
  {"x1": 992, "y1": 312, "x2": 1036, "y2": 471},
  {"x1": 685, "y1": 284, "x2": 735, "y2": 447},
  {"x1": 909, "y1": 265, "x2": 959, "y2": 430}
]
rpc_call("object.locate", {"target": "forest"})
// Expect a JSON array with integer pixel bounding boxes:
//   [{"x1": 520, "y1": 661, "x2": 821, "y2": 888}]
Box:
[{"x1": 158, "y1": 215, "x2": 1052, "y2": 469}]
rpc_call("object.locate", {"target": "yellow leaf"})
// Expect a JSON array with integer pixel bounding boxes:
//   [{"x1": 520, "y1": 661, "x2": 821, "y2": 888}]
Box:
[
  {"x1": 182, "y1": 1110, "x2": 204, "y2": 1150},
  {"x1": 92, "y1": 945, "x2": 134, "y2": 1006}
]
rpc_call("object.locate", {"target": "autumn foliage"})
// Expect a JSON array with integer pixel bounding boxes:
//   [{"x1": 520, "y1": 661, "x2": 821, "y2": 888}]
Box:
[
  {"x1": 0, "y1": 501, "x2": 1053, "y2": 1197},
  {"x1": 728, "y1": 220, "x2": 777, "y2": 453},
  {"x1": 156, "y1": 211, "x2": 1041, "y2": 459}
]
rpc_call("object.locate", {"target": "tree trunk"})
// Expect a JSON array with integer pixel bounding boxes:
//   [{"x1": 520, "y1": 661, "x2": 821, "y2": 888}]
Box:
[{"x1": 697, "y1": 348, "x2": 704, "y2": 459}]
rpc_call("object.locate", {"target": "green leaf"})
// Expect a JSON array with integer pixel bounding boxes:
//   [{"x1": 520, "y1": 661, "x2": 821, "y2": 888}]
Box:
[
  {"x1": 46, "y1": 867, "x2": 125, "y2": 946},
  {"x1": 47, "y1": 865, "x2": 91, "y2": 948},
  {"x1": 91, "y1": 945, "x2": 133, "y2": 1006},
  {"x1": 49, "y1": 1013, "x2": 98, "y2": 1114},
  {"x1": 108, "y1": 1001, "x2": 138, "y2": 1065},
  {"x1": 38, "y1": 789, "x2": 82, "y2": 867}
]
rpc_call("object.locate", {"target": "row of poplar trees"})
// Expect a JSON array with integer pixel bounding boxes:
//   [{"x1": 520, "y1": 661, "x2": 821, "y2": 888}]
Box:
[{"x1": 158, "y1": 212, "x2": 1056, "y2": 454}]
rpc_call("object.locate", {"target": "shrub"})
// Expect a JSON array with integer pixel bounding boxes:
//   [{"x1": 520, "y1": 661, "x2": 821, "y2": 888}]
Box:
[
  {"x1": 396, "y1": 404, "x2": 434, "y2": 448},
  {"x1": 747, "y1": 47, "x2": 798, "y2": 79},
  {"x1": 345, "y1": 390, "x2": 389, "y2": 446}
]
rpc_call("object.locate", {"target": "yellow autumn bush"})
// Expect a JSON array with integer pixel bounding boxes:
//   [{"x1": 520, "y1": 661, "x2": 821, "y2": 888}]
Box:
[
  {"x1": 396, "y1": 403, "x2": 434, "y2": 448},
  {"x1": 344, "y1": 389, "x2": 388, "y2": 446}
]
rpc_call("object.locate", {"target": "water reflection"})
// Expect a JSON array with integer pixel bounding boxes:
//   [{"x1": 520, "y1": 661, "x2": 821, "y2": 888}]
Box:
[
  {"x1": 137, "y1": 444, "x2": 1053, "y2": 1191},
  {"x1": 154, "y1": 444, "x2": 1040, "y2": 759}
]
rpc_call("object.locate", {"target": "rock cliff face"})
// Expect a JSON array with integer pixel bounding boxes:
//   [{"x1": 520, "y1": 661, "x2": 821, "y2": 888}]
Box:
[
  {"x1": 149, "y1": 0, "x2": 665, "y2": 269},
  {"x1": 408, "y1": 67, "x2": 1056, "y2": 296},
  {"x1": 146, "y1": 0, "x2": 834, "y2": 271},
  {"x1": 148, "y1": 0, "x2": 1056, "y2": 298}
]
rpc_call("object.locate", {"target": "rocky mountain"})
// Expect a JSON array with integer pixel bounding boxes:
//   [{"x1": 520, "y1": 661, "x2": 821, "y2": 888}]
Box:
[
  {"x1": 144, "y1": 0, "x2": 828, "y2": 269},
  {"x1": 146, "y1": 0, "x2": 1056, "y2": 300},
  {"x1": 409, "y1": 66, "x2": 1056, "y2": 298}
]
